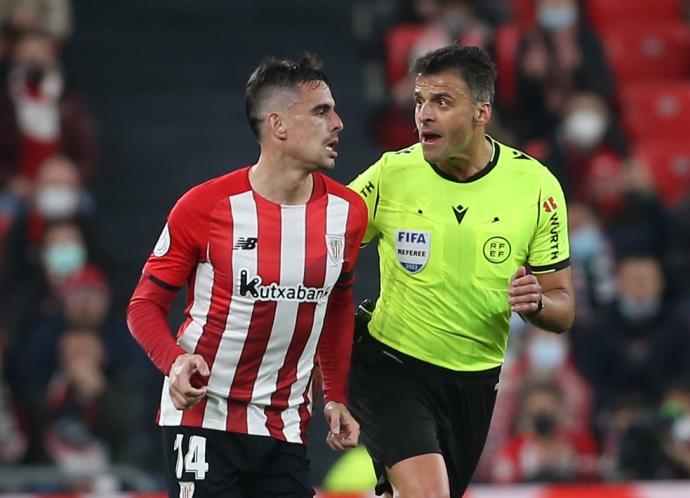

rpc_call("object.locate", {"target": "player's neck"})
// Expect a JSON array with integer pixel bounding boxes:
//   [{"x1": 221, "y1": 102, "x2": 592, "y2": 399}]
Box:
[
  {"x1": 436, "y1": 133, "x2": 493, "y2": 181},
  {"x1": 250, "y1": 157, "x2": 313, "y2": 205}
]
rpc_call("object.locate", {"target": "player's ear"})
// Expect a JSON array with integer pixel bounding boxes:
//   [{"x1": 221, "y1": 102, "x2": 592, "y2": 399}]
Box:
[
  {"x1": 474, "y1": 102, "x2": 492, "y2": 126},
  {"x1": 267, "y1": 112, "x2": 288, "y2": 140}
]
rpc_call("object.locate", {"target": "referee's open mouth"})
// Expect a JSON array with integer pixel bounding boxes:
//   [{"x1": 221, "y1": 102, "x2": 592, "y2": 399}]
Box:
[
  {"x1": 325, "y1": 138, "x2": 339, "y2": 158},
  {"x1": 421, "y1": 131, "x2": 442, "y2": 145}
]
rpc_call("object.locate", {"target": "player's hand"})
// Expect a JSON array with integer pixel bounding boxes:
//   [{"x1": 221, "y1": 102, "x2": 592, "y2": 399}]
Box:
[
  {"x1": 509, "y1": 266, "x2": 542, "y2": 315},
  {"x1": 169, "y1": 353, "x2": 210, "y2": 410},
  {"x1": 323, "y1": 401, "x2": 359, "y2": 452}
]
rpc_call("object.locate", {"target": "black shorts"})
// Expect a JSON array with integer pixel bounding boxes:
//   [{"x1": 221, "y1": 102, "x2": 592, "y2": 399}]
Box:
[
  {"x1": 162, "y1": 426, "x2": 314, "y2": 498},
  {"x1": 348, "y1": 333, "x2": 499, "y2": 497}
]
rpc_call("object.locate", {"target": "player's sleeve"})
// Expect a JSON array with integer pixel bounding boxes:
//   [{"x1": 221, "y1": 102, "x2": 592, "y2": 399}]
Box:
[
  {"x1": 527, "y1": 169, "x2": 570, "y2": 274},
  {"x1": 347, "y1": 158, "x2": 383, "y2": 245},
  {"x1": 317, "y1": 196, "x2": 368, "y2": 404},
  {"x1": 142, "y1": 196, "x2": 205, "y2": 289},
  {"x1": 127, "y1": 193, "x2": 208, "y2": 375}
]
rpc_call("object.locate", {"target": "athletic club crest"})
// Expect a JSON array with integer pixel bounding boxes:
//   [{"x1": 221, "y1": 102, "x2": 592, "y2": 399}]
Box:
[
  {"x1": 179, "y1": 482, "x2": 195, "y2": 498},
  {"x1": 395, "y1": 230, "x2": 431, "y2": 273},
  {"x1": 326, "y1": 234, "x2": 345, "y2": 266}
]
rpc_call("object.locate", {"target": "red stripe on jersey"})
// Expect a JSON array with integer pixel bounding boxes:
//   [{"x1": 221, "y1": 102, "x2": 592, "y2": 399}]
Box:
[
  {"x1": 181, "y1": 200, "x2": 234, "y2": 427},
  {"x1": 227, "y1": 196, "x2": 281, "y2": 433},
  {"x1": 265, "y1": 201, "x2": 327, "y2": 439}
]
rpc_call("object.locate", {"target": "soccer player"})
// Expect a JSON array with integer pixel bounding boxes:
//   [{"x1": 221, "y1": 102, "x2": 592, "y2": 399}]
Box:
[
  {"x1": 127, "y1": 55, "x2": 367, "y2": 498},
  {"x1": 348, "y1": 45, "x2": 576, "y2": 497}
]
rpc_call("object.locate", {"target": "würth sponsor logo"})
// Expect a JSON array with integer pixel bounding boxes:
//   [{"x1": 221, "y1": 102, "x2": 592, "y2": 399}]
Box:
[
  {"x1": 238, "y1": 269, "x2": 331, "y2": 302},
  {"x1": 233, "y1": 237, "x2": 257, "y2": 250},
  {"x1": 549, "y1": 212, "x2": 560, "y2": 260}
]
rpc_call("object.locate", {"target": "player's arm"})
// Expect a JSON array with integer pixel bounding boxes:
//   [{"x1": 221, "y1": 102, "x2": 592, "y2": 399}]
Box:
[
  {"x1": 511, "y1": 170, "x2": 575, "y2": 333},
  {"x1": 126, "y1": 195, "x2": 210, "y2": 409},
  {"x1": 347, "y1": 157, "x2": 384, "y2": 245},
  {"x1": 317, "y1": 199, "x2": 367, "y2": 450}
]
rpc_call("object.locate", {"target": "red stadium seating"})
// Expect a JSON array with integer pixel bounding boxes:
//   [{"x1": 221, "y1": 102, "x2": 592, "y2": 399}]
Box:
[
  {"x1": 509, "y1": 0, "x2": 535, "y2": 29},
  {"x1": 585, "y1": 0, "x2": 681, "y2": 31},
  {"x1": 494, "y1": 23, "x2": 521, "y2": 109},
  {"x1": 620, "y1": 82, "x2": 690, "y2": 141},
  {"x1": 634, "y1": 140, "x2": 690, "y2": 208},
  {"x1": 600, "y1": 22, "x2": 690, "y2": 89},
  {"x1": 384, "y1": 23, "x2": 425, "y2": 86}
]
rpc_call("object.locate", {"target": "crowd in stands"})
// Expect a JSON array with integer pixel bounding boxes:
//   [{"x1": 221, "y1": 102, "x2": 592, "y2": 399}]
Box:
[
  {"x1": 0, "y1": 0, "x2": 160, "y2": 492},
  {"x1": 3, "y1": 0, "x2": 690, "y2": 493},
  {"x1": 328, "y1": 0, "x2": 690, "y2": 491}
]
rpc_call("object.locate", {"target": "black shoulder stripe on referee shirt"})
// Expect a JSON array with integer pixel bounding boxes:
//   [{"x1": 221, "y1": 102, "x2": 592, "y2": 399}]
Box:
[
  {"x1": 147, "y1": 274, "x2": 182, "y2": 292},
  {"x1": 530, "y1": 258, "x2": 571, "y2": 274}
]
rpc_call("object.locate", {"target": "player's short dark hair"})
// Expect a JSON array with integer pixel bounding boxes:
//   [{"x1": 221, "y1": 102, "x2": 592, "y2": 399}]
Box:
[
  {"x1": 413, "y1": 45, "x2": 496, "y2": 104},
  {"x1": 245, "y1": 54, "x2": 328, "y2": 138}
]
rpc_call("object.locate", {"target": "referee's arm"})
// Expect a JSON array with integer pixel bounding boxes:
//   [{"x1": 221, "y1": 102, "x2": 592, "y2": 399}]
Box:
[{"x1": 510, "y1": 265, "x2": 575, "y2": 333}]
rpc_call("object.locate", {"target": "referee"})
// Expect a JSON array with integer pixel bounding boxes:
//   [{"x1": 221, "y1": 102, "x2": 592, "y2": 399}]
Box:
[{"x1": 348, "y1": 45, "x2": 575, "y2": 497}]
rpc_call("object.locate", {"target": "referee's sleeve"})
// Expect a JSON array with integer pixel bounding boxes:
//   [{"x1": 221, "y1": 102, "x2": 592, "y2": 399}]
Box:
[{"x1": 528, "y1": 169, "x2": 570, "y2": 274}]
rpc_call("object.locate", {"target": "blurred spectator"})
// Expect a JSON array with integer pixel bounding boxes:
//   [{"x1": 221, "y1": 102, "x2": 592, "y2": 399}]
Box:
[
  {"x1": 572, "y1": 255, "x2": 690, "y2": 415},
  {"x1": 567, "y1": 201, "x2": 616, "y2": 320},
  {"x1": 43, "y1": 328, "x2": 110, "y2": 478},
  {"x1": 0, "y1": 0, "x2": 72, "y2": 61},
  {"x1": 658, "y1": 379, "x2": 690, "y2": 478},
  {"x1": 0, "y1": 336, "x2": 27, "y2": 463},
  {"x1": 491, "y1": 380, "x2": 598, "y2": 483},
  {"x1": 477, "y1": 325, "x2": 592, "y2": 480},
  {"x1": 0, "y1": 29, "x2": 97, "y2": 192},
  {"x1": 536, "y1": 91, "x2": 628, "y2": 200},
  {"x1": 514, "y1": 0, "x2": 613, "y2": 142},
  {"x1": 0, "y1": 155, "x2": 105, "y2": 315}
]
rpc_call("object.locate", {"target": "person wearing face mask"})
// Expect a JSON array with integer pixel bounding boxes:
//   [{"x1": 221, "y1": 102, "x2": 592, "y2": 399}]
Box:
[
  {"x1": 491, "y1": 381, "x2": 598, "y2": 483},
  {"x1": 513, "y1": 0, "x2": 614, "y2": 143},
  {"x1": 0, "y1": 30, "x2": 97, "y2": 194},
  {"x1": 572, "y1": 255, "x2": 690, "y2": 421},
  {"x1": 475, "y1": 324, "x2": 593, "y2": 481}
]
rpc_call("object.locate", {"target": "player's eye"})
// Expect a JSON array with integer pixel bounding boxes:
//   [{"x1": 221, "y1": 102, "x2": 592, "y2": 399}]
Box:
[{"x1": 438, "y1": 99, "x2": 448, "y2": 107}]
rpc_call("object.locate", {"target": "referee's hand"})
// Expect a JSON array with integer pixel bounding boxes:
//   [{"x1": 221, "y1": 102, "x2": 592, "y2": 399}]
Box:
[
  {"x1": 323, "y1": 401, "x2": 360, "y2": 452},
  {"x1": 169, "y1": 353, "x2": 210, "y2": 410},
  {"x1": 509, "y1": 265, "x2": 542, "y2": 315}
]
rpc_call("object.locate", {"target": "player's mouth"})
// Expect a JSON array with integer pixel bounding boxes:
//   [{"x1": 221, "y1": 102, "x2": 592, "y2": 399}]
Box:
[
  {"x1": 421, "y1": 131, "x2": 442, "y2": 145},
  {"x1": 325, "y1": 138, "x2": 339, "y2": 158}
]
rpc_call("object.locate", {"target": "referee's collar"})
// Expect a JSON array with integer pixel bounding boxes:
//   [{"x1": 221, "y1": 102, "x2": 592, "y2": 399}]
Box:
[{"x1": 428, "y1": 136, "x2": 499, "y2": 184}]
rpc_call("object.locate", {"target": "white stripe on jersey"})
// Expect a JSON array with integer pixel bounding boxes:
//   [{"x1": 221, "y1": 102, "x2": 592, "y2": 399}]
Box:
[
  {"x1": 282, "y1": 194, "x2": 350, "y2": 442},
  {"x1": 202, "y1": 191, "x2": 257, "y2": 431},
  {"x1": 159, "y1": 260, "x2": 214, "y2": 426},
  {"x1": 159, "y1": 376, "x2": 183, "y2": 425},
  {"x1": 247, "y1": 205, "x2": 305, "y2": 435}
]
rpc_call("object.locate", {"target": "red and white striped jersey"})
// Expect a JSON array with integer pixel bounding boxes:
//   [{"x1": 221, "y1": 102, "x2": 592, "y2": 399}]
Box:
[{"x1": 141, "y1": 167, "x2": 367, "y2": 443}]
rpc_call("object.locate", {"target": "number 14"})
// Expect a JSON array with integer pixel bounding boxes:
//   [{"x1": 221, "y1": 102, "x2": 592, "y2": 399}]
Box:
[{"x1": 174, "y1": 434, "x2": 209, "y2": 480}]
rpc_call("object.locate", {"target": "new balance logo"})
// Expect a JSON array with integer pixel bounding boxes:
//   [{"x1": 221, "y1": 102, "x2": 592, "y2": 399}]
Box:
[
  {"x1": 234, "y1": 237, "x2": 257, "y2": 250},
  {"x1": 452, "y1": 205, "x2": 468, "y2": 225}
]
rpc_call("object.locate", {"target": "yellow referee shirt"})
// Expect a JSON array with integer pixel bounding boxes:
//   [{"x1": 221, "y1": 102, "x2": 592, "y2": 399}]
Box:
[{"x1": 349, "y1": 136, "x2": 570, "y2": 371}]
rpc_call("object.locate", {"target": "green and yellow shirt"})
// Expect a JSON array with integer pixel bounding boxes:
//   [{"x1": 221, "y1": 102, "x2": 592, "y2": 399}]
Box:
[{"x1": 349, "y1": 137, "x2": 570, "y2": 371}]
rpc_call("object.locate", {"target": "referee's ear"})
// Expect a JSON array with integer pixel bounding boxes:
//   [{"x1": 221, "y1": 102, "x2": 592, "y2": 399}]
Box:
[{"x1": 474, "y1": 102, "x2": 492, "y2": 127}]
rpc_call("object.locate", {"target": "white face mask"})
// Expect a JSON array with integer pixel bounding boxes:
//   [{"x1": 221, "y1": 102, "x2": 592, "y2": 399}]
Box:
[
  {"x1": 36, "y1": 186, "x2": 80, "y2": 220},
  {"x1": 527, "y1": 336, "x2": 567, "y2": 372},
  {"x1": 563, "y1": 109, "x2": 606, "y2": 149},
  {"x1": 537, "y1": 4, "x2": 578, "y2": 30}
]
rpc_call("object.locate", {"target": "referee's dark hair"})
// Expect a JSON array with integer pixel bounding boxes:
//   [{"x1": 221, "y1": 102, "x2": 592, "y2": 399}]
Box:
[
  {"x1": 245, "y1": 54, "x2": 328, "y2": 139},
  {"x1": 413, "y1": 45, "x2": 496, "y2": 105}
]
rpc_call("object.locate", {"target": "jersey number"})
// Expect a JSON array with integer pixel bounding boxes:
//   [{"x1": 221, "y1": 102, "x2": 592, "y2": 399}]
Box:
[{"x1": 174, "y1": 434, "x2": 209, "y2": 480}]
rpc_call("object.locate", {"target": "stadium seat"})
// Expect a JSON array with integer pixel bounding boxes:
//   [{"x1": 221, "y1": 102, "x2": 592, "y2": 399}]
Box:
[
  {"x1": 509, "y1": 0, "x2": 535, "y2": 30},
  {"x1": 384, "y1": 23, "x2": 425, "y2": 86},
  {"x1": 633, "y1": 140, "x2": 690, "y2": 208},
  {"x1": 620, "y1": 82, "x2": 690, "y2": 141},
  {"x1": 600, "y1": 22, "x2": 690, "y2": 89},
  {"x1": 494, "y1": 23, "x2": 521, "y2": 109},
  {"x1": 585, "y1": 0, "x2": 681, "y2": 31}
]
